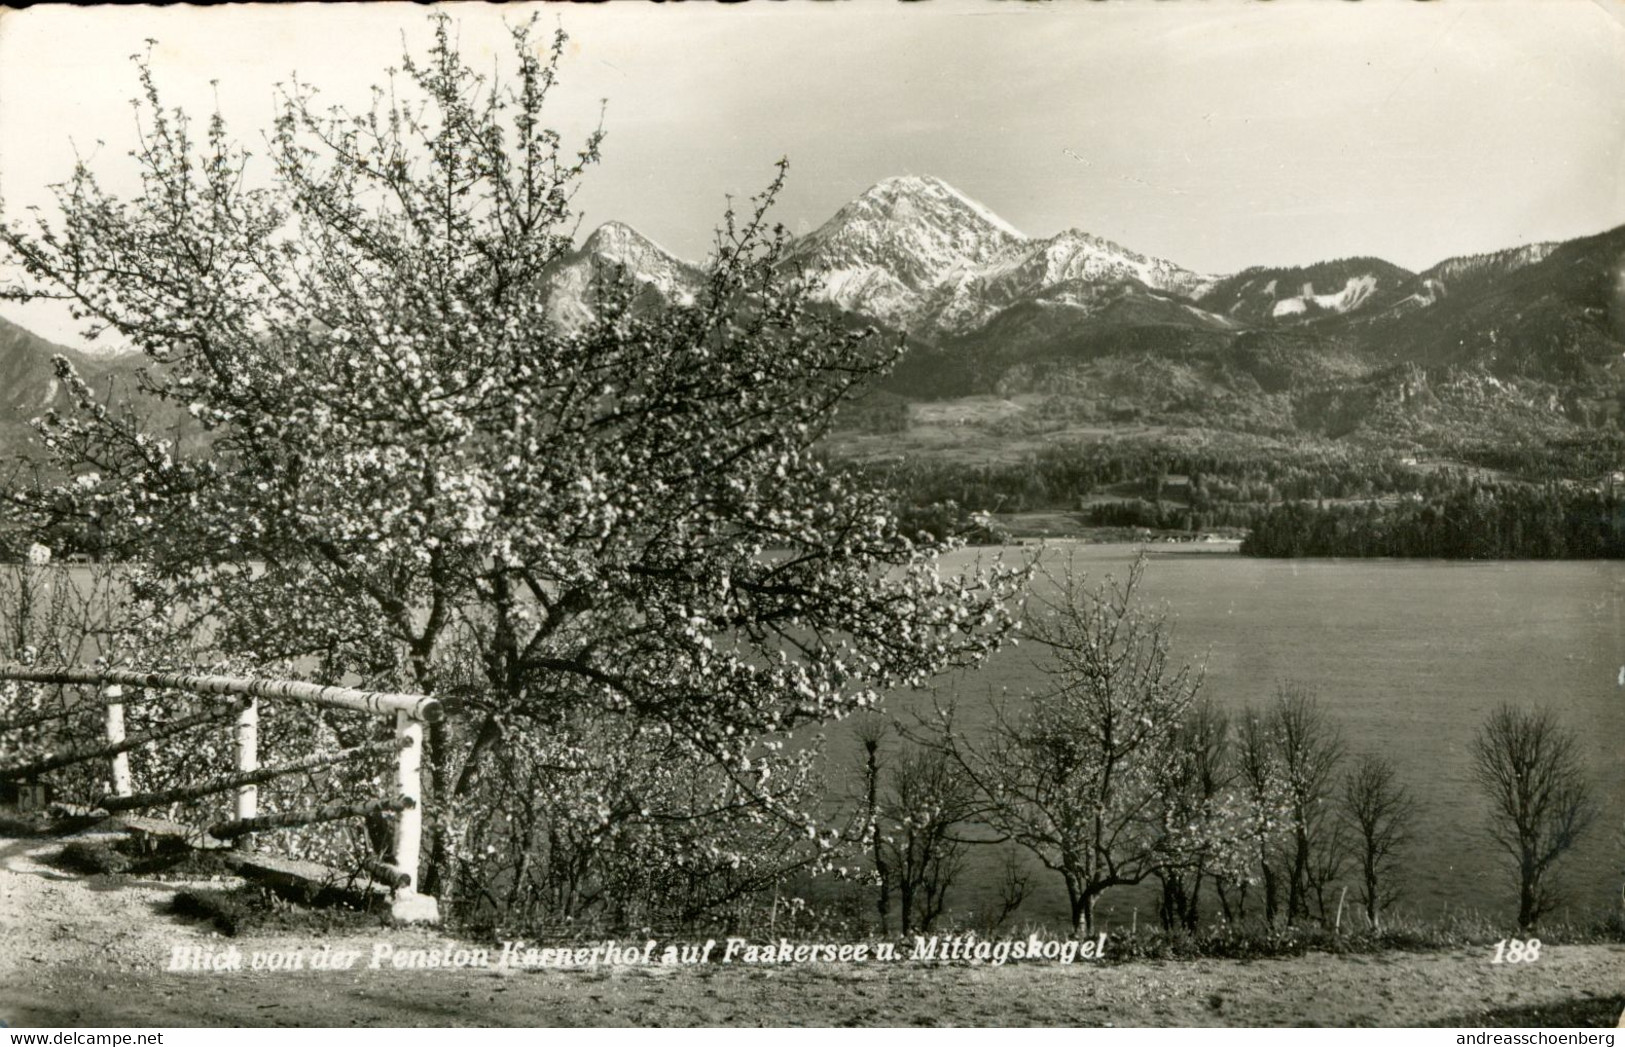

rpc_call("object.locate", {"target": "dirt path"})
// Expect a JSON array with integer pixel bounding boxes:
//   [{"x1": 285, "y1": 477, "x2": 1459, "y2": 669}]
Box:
[
  {"x1": 0, "y1": 831, "x2": 221, "y2": 976},
  {"x1": 1, "y1": 834, "x2": 1622, "y2": 1028}
]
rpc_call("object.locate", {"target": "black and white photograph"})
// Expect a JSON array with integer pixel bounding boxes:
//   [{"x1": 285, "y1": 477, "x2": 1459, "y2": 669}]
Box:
[{"x1": 0, "y1": 0, "x2": 1622, "y2": 1031}]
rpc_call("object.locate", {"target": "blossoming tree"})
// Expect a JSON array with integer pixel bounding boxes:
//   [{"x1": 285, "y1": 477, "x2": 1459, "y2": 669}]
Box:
[
  {"x1": 0, "y1": 17, "x2": 1025, "y2": 902},
  {"x1": 938, "y1": 556, "x2": 1203, "y2": 936}
]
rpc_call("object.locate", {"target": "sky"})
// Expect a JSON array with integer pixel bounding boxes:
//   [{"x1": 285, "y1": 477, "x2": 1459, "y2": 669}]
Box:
[{"x1": 2, "y1": 0, "x2": 1623, "y2": 348}]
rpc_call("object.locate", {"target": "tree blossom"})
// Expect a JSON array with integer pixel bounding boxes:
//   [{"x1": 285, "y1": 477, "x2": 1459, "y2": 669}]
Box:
[{"x1": 0, "y1": 15, "x2": 1027, "y2": 899}]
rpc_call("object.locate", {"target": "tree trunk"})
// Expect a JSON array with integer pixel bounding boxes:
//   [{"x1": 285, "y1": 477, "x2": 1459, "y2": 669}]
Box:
[
  {"x1": 1261, "y1": 866, "x2": 1278, "y2": 925},
  {"x1": 1288, "y1": 831, "x2": 1309, "y2": 923},
  {"x1": 1215, "y1": 879, "x2": 1235, "y2": 922},
  {"x1": 421, "y1": 718, "x2": 454, "y2": 899},
  {"x1": 1070, "y1": 883, "x2": 1097, "y2": 937},
  {"x1": 1184, "y1": 868, "x2": 1204, "y2": 932},
  {"x1": 1362, "y1": 850, "x2": 1379, "y2": 926},
  {"x1": 1518, "y1": 867, "x2": 1540, "y2": 931},
  {"x1": 864, "y1": 742, "x2": 889, "y2": 935},
  {"x1": 1157, "y1": 875, "x2": 1178, "y2": 932}
]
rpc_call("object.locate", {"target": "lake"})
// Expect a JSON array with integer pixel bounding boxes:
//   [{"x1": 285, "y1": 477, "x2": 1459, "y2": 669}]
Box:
[{"x1": 853, "y1": 543, "x2": 1625, "y2": 931}]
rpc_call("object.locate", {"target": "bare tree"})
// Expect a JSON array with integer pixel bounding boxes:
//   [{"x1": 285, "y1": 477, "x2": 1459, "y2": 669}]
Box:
[
  {"x1": 993, "y1": 845, "x2": 1031, "y2": 928},
  {"x1": 1471, "y1": 704, "x2": 1596, "y2": 931},
  {"x1": 1341, "y1": 752, "x2": 1416, "y2": 929},
  {"x1": 1227, "y1": 686, "x2": 1346, "y2": 927},
  {"x1": 1271, "y1": 684, "x2": 1347, "y2": 924},
  {"x1": 1153, "y1": 696, "x2": 1235, "y2": 932},
  {"x1": 852, "y1": 717, "x2": 975, "y2": 934},
  {"x1": 853, "y1": 716, "x2": 893, "y2": 934},
  {"x1": 884, "y1": 742, "x2": 974, "y2": 933},
  {"x1": 1230, "y1": 704, "x2": 1286, "y2": 924},
  {"x1": 943, "y1": 554, "x2": 1203, "y2": 935}
]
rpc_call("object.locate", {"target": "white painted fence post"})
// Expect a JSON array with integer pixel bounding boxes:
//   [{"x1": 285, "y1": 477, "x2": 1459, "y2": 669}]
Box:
[
  {"x1": 103, "y1": 685, "x2": 131, "y2": 798},
  {"x1": 235, "y1": 698, "x2": 258, "y2": 822},
  {"x1": 391, "y1": 710, "x2": 438, "y2": 922}
]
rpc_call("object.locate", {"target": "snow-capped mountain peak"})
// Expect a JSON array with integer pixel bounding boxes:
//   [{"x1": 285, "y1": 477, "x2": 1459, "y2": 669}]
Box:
[
  {"x1": 836, "y1": 175, "x2": 1026, "y2": 241},
  {"x1": 579, "y1": 222, "x2": 691, "y2": 280},
  {"x1": 895, "y1": 175, "x2": 1027, "y2": 240},
  {"x1": 785, "y1": 175, "x2": 1029, "y2": 328},
  {"x1": 542, "y1": 177, "x2": 1221, "y2": 337},
  {"x1": 543, "y1": 221, "x2": 703, "y2": 331}
]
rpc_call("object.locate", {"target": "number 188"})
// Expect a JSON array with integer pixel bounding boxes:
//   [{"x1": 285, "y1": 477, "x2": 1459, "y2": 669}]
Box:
[{"x1": 1491, "y1": 938, "x2": 1541, "y2": 963}]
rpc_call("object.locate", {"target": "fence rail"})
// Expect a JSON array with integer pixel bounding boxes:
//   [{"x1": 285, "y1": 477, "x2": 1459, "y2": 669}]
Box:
[
  {"x1": 94, "y1": 737, "x2": 411, "y2": 814},
  {"x1": 0, "y1": 663, "x2": 440, "y2": 922},
  {"x1": 0, "y1": 665, "x2": 442, "y2": 722},
  {"x1": 0, "y1": 699, "x2": 247, "y2": 780}
]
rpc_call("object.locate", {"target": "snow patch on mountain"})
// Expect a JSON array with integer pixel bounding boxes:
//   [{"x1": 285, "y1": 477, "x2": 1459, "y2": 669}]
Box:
[
  {"x1": 933, "y1": 179, "x2": 1026, "y2": 241},
  {"x1": 1424, "y1": 242, "x2": 1558, "y2": 285},
  {"x1": 1268, "y1": 275, "x2": 1381, "y2": 318},
  {"x1": 1385, "y1": 244, "x2": 1560, "y2": 318},
  {"x1": 1391, "y1": 277, "x2": 1450, "y2": 313},
  {"x1": 1183, "y1": 302, "x2": 1237, "y2": 328}
]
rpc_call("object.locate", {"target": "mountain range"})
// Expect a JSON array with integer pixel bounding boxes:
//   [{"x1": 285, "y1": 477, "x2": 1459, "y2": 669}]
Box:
[
  {"x1": 533, "y1": 175, "x2": 1625, "y2": 409},
  {"x1": 3, "y1": 174, "x2": 1623, "y2": 454}
]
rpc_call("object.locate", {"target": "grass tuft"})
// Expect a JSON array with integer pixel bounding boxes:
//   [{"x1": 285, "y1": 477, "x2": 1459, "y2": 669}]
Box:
[
  {"x1": 171, "y1": 883, "x2": 393, "y2": 937},
  {"x1": 50, "y1": 839, "x2": 131, "y2": 876}
]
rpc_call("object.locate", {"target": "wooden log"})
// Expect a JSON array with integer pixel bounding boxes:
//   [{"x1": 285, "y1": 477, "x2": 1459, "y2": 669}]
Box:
[
  {"x1": 105, "y1": 687, "x2": 132, "y2": 799},
  {"x1": 393, "y1": 711, "x2": 424, "y2": 886},
  {"x1": 0, "y1": 665, "x2": 442, "y2": 723},
  {"x1": 48, "y1": 801, "x2": 108, "y2": 820},
  {"x1": 113, "y1": 813, "x2": 215, "y2": 843},
  {"x1": 208, "y1": 794, "x2": 413, "y2": 840},
  {"x1": 93, "y1": 737, "x2": 410, "y2": 813},
  {"x1": 0, "y1": 700, "x2": 247, "y2": 781},
  {"x1": 234, "y1": 699, "x2": 258, "y2": 827},
  {"x1": 389, "y1": 711, "x2": 438, "y2": 923},
  {"x1": 218, "y1": 850, "x2": 392, "y2": 903}
]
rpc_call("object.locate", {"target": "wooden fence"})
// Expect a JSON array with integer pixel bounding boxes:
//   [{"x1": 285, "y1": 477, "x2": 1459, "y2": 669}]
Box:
[{"x1": 0, "y1": 664, "x2": 442, "y2": 922}]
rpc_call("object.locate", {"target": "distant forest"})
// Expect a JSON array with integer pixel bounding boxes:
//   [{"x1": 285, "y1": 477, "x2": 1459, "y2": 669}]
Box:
[
  {"x1": 1241, "y1": 484, "x2": 1625, "y2": 559},
  {"x1": 855, "y1": 431, "x2": 1625, "y2": 559}
]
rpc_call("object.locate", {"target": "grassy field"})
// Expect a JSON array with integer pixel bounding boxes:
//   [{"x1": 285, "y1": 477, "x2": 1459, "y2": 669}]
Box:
[{"x1": 828, "y1": 396, "x2": 1179, "y2": 467}]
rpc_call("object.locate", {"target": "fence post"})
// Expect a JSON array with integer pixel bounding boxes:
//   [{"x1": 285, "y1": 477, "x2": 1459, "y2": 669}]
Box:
[
  {"x1": 391, "y1": 710, "x2": 438, "y2": 923},
  {"x1": 234, "y1": 699, "x2": 258, "y2": 836},
  {"x1": 103, "y1": 685, "x2": 131, "y2": 798}
]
